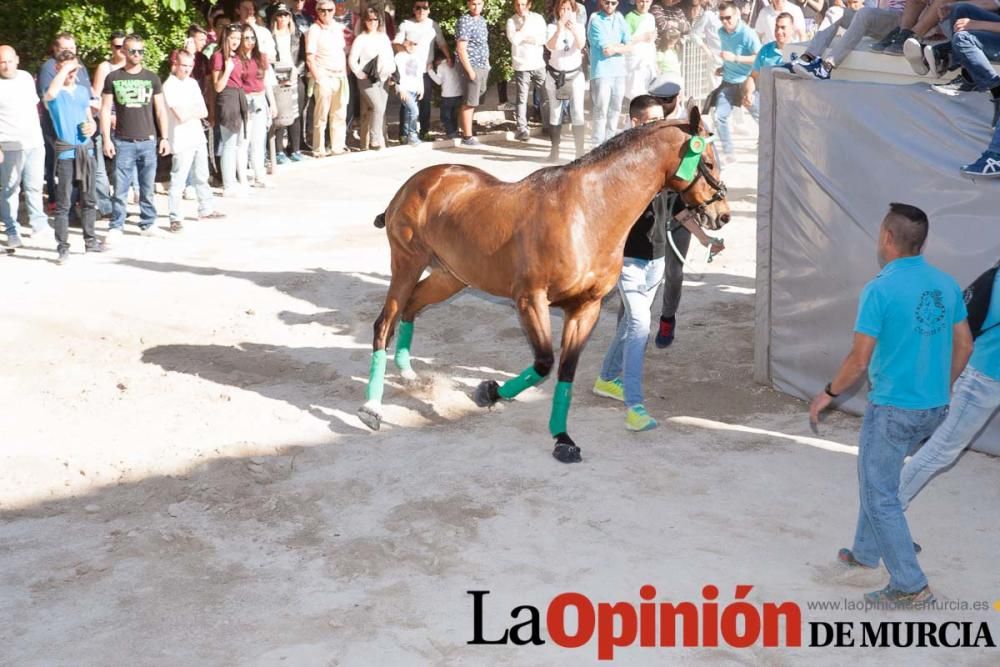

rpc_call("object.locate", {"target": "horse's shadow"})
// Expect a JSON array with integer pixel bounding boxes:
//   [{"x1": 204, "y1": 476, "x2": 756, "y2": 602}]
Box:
[{"x1": 117, "y1": 258, "x2": 519, "y2": 434}]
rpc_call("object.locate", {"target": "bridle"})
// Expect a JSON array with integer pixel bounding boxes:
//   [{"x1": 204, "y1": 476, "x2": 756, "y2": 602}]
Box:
[{"x1": 675, "y1": 136, "x2": 727, "y2": 215}]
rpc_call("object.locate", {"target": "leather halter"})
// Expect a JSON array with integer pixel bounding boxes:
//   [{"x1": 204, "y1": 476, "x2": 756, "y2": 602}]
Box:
[{"x1": 676, "y1": 143, "x2": 728, "y2": 215}]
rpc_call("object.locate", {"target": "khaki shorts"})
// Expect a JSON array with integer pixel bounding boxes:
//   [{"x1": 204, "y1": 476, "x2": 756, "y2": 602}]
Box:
[{"x1": 462, "y1": 67, "x2": 490, "y2": 107}]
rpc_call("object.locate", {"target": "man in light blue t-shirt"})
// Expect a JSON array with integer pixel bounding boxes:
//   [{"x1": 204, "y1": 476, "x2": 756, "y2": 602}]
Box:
[
  {"x1": 743, "y1": 12, "x2": 791, "y2": 121},
  {"x1": 897, "y1": 264, "x2": 1000, "y2": 508},
  {"x1": 810, "y1": 203, "x2": 973, "y2": 609},
  {"x1": 714, "y1": 1, "x2": 759, "y2": 157},
  {"x1": 587, "y1": 0, "x2": 631, "y2": 144}
]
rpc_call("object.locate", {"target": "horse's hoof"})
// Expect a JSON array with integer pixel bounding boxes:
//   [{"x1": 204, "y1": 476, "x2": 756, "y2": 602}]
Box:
[
  {"x1": 552, "y1": 433, "x2": 582, "y2": 464},
  {"x1": 473, "y1": 380, "x2": 501, "y2": 407},
  {"x1": 399, "y1": 368, "x2": 418, "y2": 383},
  {"x1": 357, "y1": 402, "x2": 382, "y2": 431}
]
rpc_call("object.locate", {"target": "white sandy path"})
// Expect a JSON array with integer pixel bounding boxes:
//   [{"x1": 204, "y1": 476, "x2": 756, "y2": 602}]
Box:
[{"x1": 0, "y1": 136, "x2": 998, "y2": 665}]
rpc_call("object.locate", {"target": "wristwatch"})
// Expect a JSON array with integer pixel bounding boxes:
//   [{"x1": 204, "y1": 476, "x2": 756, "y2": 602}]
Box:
[{"x1": 824, "y1": 382, "x2": 839, "y2": 398}]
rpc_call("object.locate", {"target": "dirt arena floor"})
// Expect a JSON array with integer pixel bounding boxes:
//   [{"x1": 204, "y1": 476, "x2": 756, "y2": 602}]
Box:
[{"x1": 2, "y1": 132, "x2": 998, "y2": 666}]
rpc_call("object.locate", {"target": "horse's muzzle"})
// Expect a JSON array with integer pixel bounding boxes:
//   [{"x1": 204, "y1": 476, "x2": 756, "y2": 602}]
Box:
[{"x1": 700, "y1": 210, "x2": 731, "y2": 231}]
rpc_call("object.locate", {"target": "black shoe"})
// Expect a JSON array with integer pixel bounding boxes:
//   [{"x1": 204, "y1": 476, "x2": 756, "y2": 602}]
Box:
[
  {"x1": 932, "y1": 74, "x2": 977, "y2": 94},
  {"x1": 870, "y1": 26, "x2": 902, "y2": 53},
  {"x1": 882, "y1": 29, "x2": 914, "y2": 56},
  {"x1": 85, "y1": 240, "x2": 106, "y2": 253}
]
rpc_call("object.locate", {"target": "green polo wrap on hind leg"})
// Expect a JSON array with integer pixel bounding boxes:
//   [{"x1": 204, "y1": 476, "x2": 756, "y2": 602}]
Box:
[
  {"x1": 394, "y1": 320, "x2": 414, "y2": 372},
  {"x1": 497, "y1": 366, "x2": 544, "y2": 399},
  {"x1": 365, "y1": 350, "x2": 388, "y2": 402},
  {"x1": 549, "y1": 381, "x2": 573, "y2": 436}
]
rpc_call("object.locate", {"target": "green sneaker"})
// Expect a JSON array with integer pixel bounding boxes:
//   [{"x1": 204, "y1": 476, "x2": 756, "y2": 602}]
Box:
[
  {"x1": 625, "y1": 404, "x2": 658, "y2": 431},
  {"x1": 593, "y1": 377, "x2": 624, "y2": 401}
]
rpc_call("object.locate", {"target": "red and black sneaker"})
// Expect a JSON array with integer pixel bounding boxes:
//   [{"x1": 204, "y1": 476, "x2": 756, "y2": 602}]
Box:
[{"x1": 655, "y1": 316, "x2": 675, "y2": 349}]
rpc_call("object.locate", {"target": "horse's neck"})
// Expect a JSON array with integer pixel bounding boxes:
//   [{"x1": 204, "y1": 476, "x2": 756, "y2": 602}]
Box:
[{"x1": 583, "y1": 128, "x2": 682, "y2": 240}]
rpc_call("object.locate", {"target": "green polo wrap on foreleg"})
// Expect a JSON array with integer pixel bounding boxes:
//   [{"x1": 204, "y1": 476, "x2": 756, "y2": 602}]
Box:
[
  {"x1": 365, "y1": 350, "x2": 388, "y2": 403},
  {"x1": 394, "y1": 320, "x2": 414, "y2": 372},
  {"x1": 497, "y1": 366, "x2": 544, "y2": 399},
  {"x1": 549, "y1": 381, "x2": 573, "y2": 436}
]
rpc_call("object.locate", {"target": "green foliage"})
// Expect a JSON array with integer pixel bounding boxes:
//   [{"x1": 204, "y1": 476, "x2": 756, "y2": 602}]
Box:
[
  {"x1": 393, "y1": 0, "x2": 515, "y2": 83},
  {"x1": 0, "y1": 0, "x2": 201, "y2": 79}
]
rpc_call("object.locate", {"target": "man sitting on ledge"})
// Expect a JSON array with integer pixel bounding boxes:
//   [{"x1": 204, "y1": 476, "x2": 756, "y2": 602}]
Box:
[{"x1": 785, "y1": 0, "x2": 905, "y2": 81}]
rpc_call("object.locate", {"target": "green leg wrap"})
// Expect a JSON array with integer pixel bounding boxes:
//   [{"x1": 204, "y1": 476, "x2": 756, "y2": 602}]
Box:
[
  {"x1": 549, "y1": 381, "x2": 573, "y2": 436},
  {"x1": 394, "y1": 320, "x2": 414, "y2": 372},
  {"x1": 497, "y1": 366, "x2": 545, "y2": 400},
  {"x1": 365, "y1": 350, "x2": 388, "y2": 403}
]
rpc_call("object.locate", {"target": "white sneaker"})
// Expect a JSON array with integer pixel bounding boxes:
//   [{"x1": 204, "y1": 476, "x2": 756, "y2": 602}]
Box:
[
  {"x1": 105, "y1": 227, "x2": 124, "y2": 247},
  {"x1": 139, "y1": 224, "x2": 167, "y2": 237},
  {"x1": 182, "y1": 186, "x2": 196, "y2": 200}
]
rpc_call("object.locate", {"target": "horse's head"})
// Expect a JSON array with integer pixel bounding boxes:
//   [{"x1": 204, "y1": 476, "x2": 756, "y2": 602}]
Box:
[{"x1": 669, "y1": 107, "x2": 731, "y2": 231}]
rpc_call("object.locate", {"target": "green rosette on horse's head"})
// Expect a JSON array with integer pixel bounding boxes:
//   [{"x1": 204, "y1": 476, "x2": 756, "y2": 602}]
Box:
[{"x1": 676, "y1": 135, "x2": 715, "y2": 182}]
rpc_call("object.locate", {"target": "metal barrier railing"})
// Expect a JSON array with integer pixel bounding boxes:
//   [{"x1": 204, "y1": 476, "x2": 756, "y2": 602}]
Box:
[{"x1": 679, "y1": 35, "x2": 719, "y2": 105}]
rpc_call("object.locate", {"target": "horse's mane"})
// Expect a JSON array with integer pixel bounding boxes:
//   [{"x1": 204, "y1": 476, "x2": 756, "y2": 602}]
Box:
[{"x1": 523, "y1": 119, "x2": 695, "y2": 186}]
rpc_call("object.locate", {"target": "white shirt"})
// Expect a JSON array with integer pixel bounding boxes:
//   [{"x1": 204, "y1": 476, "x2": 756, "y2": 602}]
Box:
[
  {"x1": 545, "y1": 22, "x2": 584, "y2": 72},
  {"x1": 252, "y1": 22, "x2": 277, "y2": 62},
  {"x1": 394, "y1": 51, "x2": 424, "y2": 94},
  {"x1": 0, "y1": 70, "x2": 44, "y2": 150},
  {"x1": 349, "y1": 31, "x2": 397, "y2": 82},
  {"x1": 754, "y1": 4, "x2": 806, "y2": 43},
  {"x1": 428, "y1": 60, "x2": 463, "y2": 97},
  {"x1": 394, "y1": 18, "x2": 447, "y2": 67},
  {"x1": 162, "y1": 75, "x2": 207, "y2": 152},
  {"x1": 506, "y1": 12, "x2": 547, "y2": 72},
  {"x1": 307, "y1": 21, "x2": 347, "y2": 78}
]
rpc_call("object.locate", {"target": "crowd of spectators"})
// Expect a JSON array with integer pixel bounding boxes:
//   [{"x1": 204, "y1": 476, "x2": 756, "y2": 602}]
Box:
[{"x1": 2, "y1": 0, "x2": 998, "y2": 264}]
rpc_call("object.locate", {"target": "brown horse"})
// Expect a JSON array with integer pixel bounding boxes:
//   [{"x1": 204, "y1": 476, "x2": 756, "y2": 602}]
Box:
[{"x1": 358, "y1": 107, "x2": 730, "y2": 463}]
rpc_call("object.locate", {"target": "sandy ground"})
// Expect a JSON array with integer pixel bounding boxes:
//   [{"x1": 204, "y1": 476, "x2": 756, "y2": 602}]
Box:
[{"x1": 1, "y1": 128, "x2": 998, "y2": 666}]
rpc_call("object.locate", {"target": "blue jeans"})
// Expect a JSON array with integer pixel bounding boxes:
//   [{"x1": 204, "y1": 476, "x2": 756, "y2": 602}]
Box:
[
  {"x1": 948, "y1": 4, "x2": 1000, "y2": 90},
  {"x1": 219, "y1": 123, "x2": 247, "y2": 194},
  {"x1": 441, "y1": 96, "x2": 461, "y2": 137},
  {"x1": 93, "y1": 136, "x2": 113, "y2": 217},
  {"x1": 851, "y1": 403, "x2": 947, "y2": 593},
  {"x1": 590, "y1": 75, "x2": 625, "y2": 145},
  {"x1": 715, "y1": 86, "x2": 759, "y2": 155},
  {"x1": 111, "y1": 138, "x2": 157, "y2": 230},
  {"x1": 599, "y1": 257, "x2": 665, "y2": 408},
  {"x1": 169, "y1": 143, "x2": 214, "y2": 222},
  {"x1": 401, "y1": 91, "x2": 420, "y2": 141},
  {"x1": 1, "y1": 144, "x2": 48, "y2": 237},
  {"x1": 899, "y1": 367, "x2": 1000, "y2": 509}
]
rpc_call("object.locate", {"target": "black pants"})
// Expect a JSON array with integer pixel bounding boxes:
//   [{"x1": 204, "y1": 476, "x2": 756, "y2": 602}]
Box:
[
  {"x1": 397, "y1": 73, "x2": 433, "y2": 139},
  {"x1": 662, "y1": 224, "x2": 691, "y2": 319},
  {"x1": 54, "y1": 157, "x2": 97, "y2": 253},
  {"x1": 347, "y1": 71, "x2": 360, "y2": 131},
  {"x1": 274, "y1": 117, "x2": 302, "y2": 155}
]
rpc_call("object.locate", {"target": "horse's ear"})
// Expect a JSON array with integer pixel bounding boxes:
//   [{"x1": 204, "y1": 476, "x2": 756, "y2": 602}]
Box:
[{"x1": 689, "y1": 106, "x2": 703, "y2": 135}]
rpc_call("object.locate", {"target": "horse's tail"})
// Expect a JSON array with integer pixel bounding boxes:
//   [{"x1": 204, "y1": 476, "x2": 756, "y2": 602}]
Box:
[{"x1": 373, "y1": 212, "x2": 386, "y2": 229}]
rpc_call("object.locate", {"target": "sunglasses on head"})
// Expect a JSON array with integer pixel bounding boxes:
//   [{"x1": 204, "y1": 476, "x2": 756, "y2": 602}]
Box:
[{"x1": 128, "y1": 48, "x2": 144, "y2": 56}]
